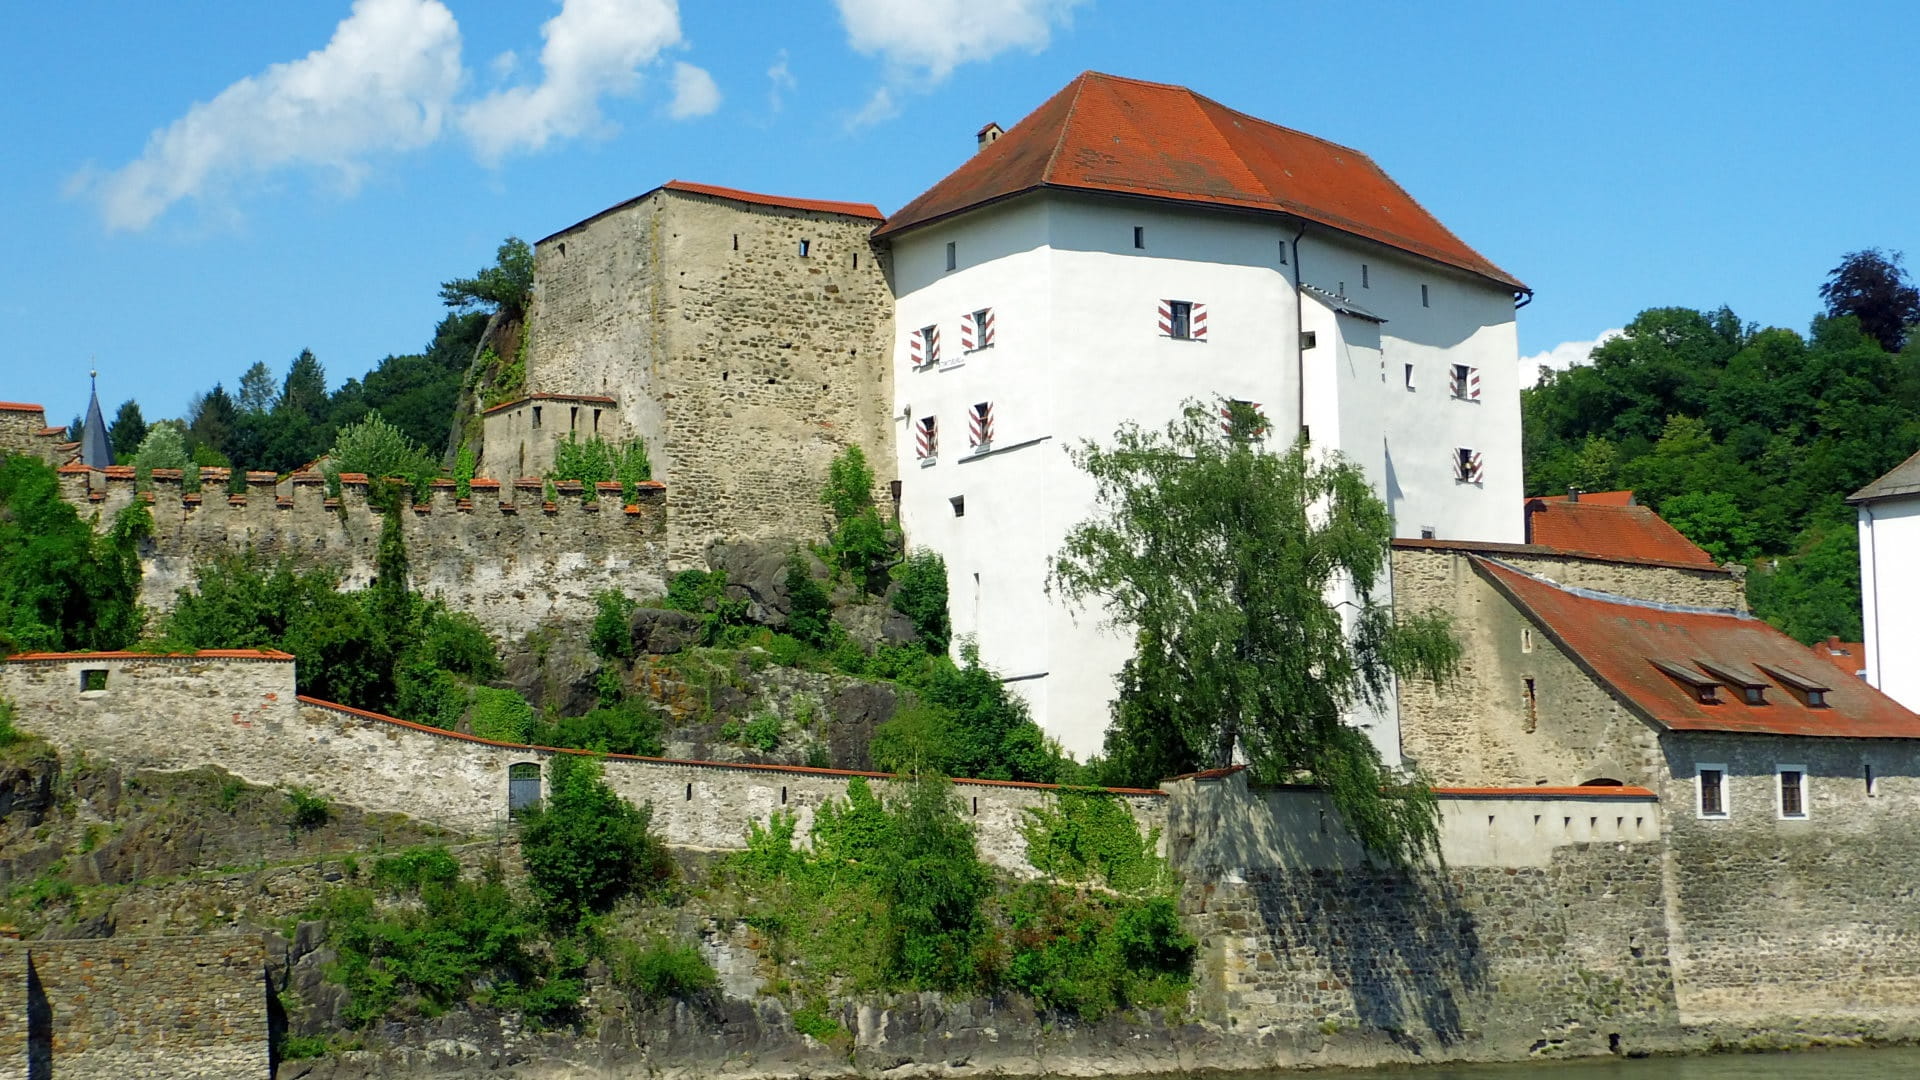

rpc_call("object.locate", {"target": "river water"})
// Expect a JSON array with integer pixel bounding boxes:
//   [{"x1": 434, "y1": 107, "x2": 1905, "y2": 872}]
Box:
[{"x1": 1317, "y1": 1047, "x2": 1920, "y2": 1080}]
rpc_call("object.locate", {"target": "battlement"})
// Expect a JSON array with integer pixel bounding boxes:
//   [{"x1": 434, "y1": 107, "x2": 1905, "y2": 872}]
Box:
[
  {"x1": 0, "y1": 401, "x2": 80, "y2": 468},
  {"x1": 53, "y1": 466, "x2": 669, "y2": 638}
]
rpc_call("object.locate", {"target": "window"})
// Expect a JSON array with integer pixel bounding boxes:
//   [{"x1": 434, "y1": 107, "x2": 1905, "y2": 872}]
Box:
[
  {"x1": 1278, "y1": 241, "x2": 1288, "y2": 266},
  {"x1": 1450, "y1": 364, "x2": 1480, "y2": 400},
  {"x1": 1301, "y1": 331, "x2": 1317, "y2": 349},
  {"x1": 1220, "y1": 399, "x2": 1266, "y2": 440},
  {"x1": 508, "y1": 762, "x2": 542, "y2": 817},
  {"x1": 1777, "y1": 765, "x2": 1808, "y2": 819},
  {"x1": 1454, "y1": 447, "x2": 1484, "y2": 484},
  {"x1": 1133, "y1": 226, "x2": 1145, "y2": 249},
  {"x1": 532, "y1": 406, "x2": 543, "y2": 429},
  {"x1": 915, "y1": 416, "x2": 939, "y2": 463},
  {"x1": 732, "y1": 234, "x2": 738, "y2": 250},
  {"x1": 945, "y1": 241, "x2": 956, "y2": 271},
  {"x1": 1523, "y1": 677, "x2": 1538, "y2": 733},
  {"x1": 1866, "y1": 762, "x2": 1877, "y2": 797},
  {"x1": 950, "y1": 495, "x2": 965, "y2": 517},
  {"x1": 1159, "y1": 300, "x2": 1208, "y2": 341},
  {"x1": 1521, "y1": 627, "x2": 1533, "y2": 653},
  {"x1": 799, "y1": 239, "x2": 811, "y2": 257},
  {"x1": 1697, "y1": 764, "x2": 1728, "y2": 818},
  {"x1": 1404, "y1": 363, "x2": 1416, "y2": 390},
  {"x1": 80, "y1": 669, "x2": 108, "y2": 692},
  {"x1": 1420, "y1": 525, "x2": 1436, "y2": 540},
  {"x1": 963, "y1": 308, "x2": 995, "y2": 351},
  {"x1": 592, "y1": 409, "x2": 602, "y2": 434},
  {"x1": 1421, "y1": 283, "x2": 1431, "y2": 307},
  {"x1": 969, "y1": 402, "x2": 994, "y2": 452},
  {"x1": 570, "y1": 406, "x2": 579, "y2": 432},
  {"x1": 911, "y1": 325, "x2": 941, "y2": 368},
  {"x1": 1362, "y1": 264, "x2": 1371, "y2": 289}
]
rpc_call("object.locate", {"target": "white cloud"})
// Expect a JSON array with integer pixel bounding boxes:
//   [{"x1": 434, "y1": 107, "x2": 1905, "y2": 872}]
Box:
[
  {"x1": 462, "y1": 0, "x2": 686, "y2": 161},
  {"x1": 766, "y1": 50, "x2": 796, "y2": 112},
  {"x1": 847, "y1": 86, "x2": 898, "y2": 129},
  {"x1": 1520, "y1": 328, "x2": 1623, "y2": 389},
  {"x1": 667, "y1": 62, "x2": 721, "y2": 119},
  {"x1": 834, "y1": 0, "x2": 1086, "y2": 83},
  {"x1": 83, "y1": 0, "x2": 463, "y2": 231}
]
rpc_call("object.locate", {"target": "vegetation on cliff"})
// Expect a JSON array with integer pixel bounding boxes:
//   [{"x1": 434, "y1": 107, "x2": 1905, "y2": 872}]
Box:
[
  {"x1": 0, "y1": 453, "x2": 148, "y2": 652},
  {"x1": 1051, "y1": 400, "x2": 1460, "y2": 866},
  {"x1": 1523, "y1": 250, "x2": 1920, "y2": 642}
]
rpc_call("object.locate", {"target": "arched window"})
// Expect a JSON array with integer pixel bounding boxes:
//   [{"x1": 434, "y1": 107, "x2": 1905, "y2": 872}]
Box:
[
  {"x1": 1580, "y1": 777, "x2": 1624, "y2": 787},
  {"x1": 508, "y1": 762, "x2": 542, "y2": 816}
]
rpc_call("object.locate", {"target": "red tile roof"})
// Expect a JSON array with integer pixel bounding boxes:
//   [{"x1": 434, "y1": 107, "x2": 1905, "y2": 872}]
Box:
[
  {"x1": 1474, "y1": 557, "x2": 1920, "y2": 739},
  {"x1": 1530, "y1": 489, "x2": 1636, "y2": 506},
  {"x1": 1523, "y1": 498, "x2": 1716, "y2": 567},
  {"x1": 5, "y1": 649, "x2": 295, "y2": 662},
  {"x1": 0, "y1": 401, "x2": 46, "y2": 414},
  {"x1": 1391, "y1": 537, "x2": 1732, "y2": 575},
  {"x1": 662, "y1": 180, "x2": 882, "y2": 220},
  {"x1": 1810, "y1": 637, "x2": 1867, "y2": 679},
  {"x1": 876, "y1": 72, "x2": 1525, "y2": 291}
]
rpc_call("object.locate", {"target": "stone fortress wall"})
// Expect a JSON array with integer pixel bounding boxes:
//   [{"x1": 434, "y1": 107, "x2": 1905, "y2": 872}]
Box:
[
  {"x1": 0, "y1": 401, "x2": 76, "y2": 468},
  {"x1": 3, "y1": 650, "x2": 1701, "y2": 1067},
  {"x1": 54, "y1": 464, "x2": 669, "y2": 638},
  {"x1": 0, "y1": 935, "x2": 268, "y2": 1080},
  {"x1": 513, "y1": 184, "x2": 898, "y2": 569}
]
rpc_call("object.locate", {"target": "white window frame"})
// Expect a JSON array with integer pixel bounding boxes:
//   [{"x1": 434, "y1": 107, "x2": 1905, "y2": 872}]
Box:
[
  {"x1": 1776, "y1": 764, "x2": 1809, "y2": 820},
  {"x1": 1696, "y1": 762, "x2": 1729, "y2": 820}
]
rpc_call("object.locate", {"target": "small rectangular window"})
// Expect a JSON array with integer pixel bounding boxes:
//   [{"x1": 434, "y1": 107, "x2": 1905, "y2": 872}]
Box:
[
  {"x1": 592, "y1": 409, "x2": 602, "y2": 433},
  {"x1": 1301, "y1": 331, "x2": 1317, "y2": 349},
  {"x1": 1698, "y1": 764, "x2": 1728, "y2": 818},
  {"x1": 1523, "y1": 677, "x2": 1538, "y2": 733},
  {"x1": 1421, "y1": 283, "x2": 1430, "y2": 307},
  {"x1": 1404, "y1": 363, "x2": 1416, "y2": 390},
  {"x1": 532, "y1": 406, "x2": 543, "y2": 429},
  {"x1": 1866, "y1": 762, "x2": 1877, "y2": 796},
  {"x1": 1362, "y1": 264, "x2": 1371, "y2": 289},
  {"x1": 916, "y1": 416, "x2": 939, "y2": 463},
  {"x1": 799, "y1": 239, "x2": 811, "y2": 257},
  {"x1": 950, "y1": 495, "x2": 965, "y2": 517},
  {"x1": 1455, "y1": 447, "x2": 1483, "y2": 484},
  {"x1": 1420, "y1": 525, "x2": 1436, "y2": 540},
  {"x1": 1450, "y1": 364, "x2": 1480, "y2": 400},
  {"x1": 1221, "y1": 399, "x2": 1266, "y2": 440},
  {"x1": 1278, "y1": 241, "x2": 1288, "y2": 266},
  {"x1": 969, "y1": 402, "x2": 994, "y2": 452},
  {"x1": 80, "y1": 669, "x2": 108, "y2": 692},
  {"x1": 732, "y1": 234, "x2": 738, "y2": 250},
  {"x1": 1163, "y1": 300, "x2": 1192, "y2": 339},
  {"x1": 945, "y1": 241, "x2": 956, "y2": 271},
  {"x1": 1778, "y1": 766, "x2": 1807, "y2": 819},
  {"x1": 569, "y1": 406, "x2": 578, "y2": 432},
  {"x1": 912, "y1": 325, "x2": 941, "y2": 368},
  {"x1": 965, "y1": 308, "x2": 995, "y2": 350},
  {"x1": 1133, "y1": 226, "x2": 1145, "y2": 249}
]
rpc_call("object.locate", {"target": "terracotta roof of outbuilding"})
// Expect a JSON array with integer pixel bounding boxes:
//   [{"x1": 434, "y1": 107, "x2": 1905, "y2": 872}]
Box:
[
  {"x1": 875, "y1": 72, "x2": 1525, "y2": 291},
  {"x1": 0, "y1": 402, "x2": 46, "y2": 413},
  {"x1": 1473, "y1": 557, "x2": 1920, "y2": 739},
  {"x1": 1850, "y1": 446, "x2": 1920, "y2": 504},
  {"x1": 1530, "y1": 489, "x2": 1636, "y2": 506},
  {"x1": 1522, "y1": 498, "x2": 1716, "y2": 567}
]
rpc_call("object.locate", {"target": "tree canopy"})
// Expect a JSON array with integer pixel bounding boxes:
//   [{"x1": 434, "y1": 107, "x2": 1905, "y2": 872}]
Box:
[
  {"x1": 440, "y1": 237, "x2": 536, "y2": 321},
  {"x1": 0, "y1": 454, "x2": 147, "y2": 652},
  {"x1": 1051, "y1": 401, "x2": 1460, "y2": 865},
  {"x1": 1820, "y1": 249, "x2": 1920, "y2": 354}
]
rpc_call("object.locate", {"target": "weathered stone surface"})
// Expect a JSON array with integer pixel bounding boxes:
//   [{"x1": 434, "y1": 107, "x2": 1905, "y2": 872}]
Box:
[
  {"x1": 831, "y1": 600, "x2": 918, "y2": 649},
  {"x1": 628, "y1": 607, "x2": 703, "y2": 655},
  {"x1": 503, "y1": 628, "x2": 602, "y2": 716},
  {"x1": 705, "y1": 537, "x2": 825, "y2": 626}
]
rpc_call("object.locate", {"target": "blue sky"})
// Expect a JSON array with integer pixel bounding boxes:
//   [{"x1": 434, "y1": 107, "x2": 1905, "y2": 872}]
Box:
[{"x1": 5, "y1": 0, "x2": 1918, "y2": 428}]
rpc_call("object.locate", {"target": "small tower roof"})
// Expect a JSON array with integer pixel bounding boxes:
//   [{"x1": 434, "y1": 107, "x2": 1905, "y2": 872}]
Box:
[{"x1": 80, "y1": 370, "x2": 112, "y2": 469}]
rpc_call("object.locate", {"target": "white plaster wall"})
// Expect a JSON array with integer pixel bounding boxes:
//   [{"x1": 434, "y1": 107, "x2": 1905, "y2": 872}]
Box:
[
  {"x1": 890, "y1": 190, "x2": 1525, "y2": 759},
  {"x1": 1860, "y1": 496, "x2": 1920, "y2": 709}
]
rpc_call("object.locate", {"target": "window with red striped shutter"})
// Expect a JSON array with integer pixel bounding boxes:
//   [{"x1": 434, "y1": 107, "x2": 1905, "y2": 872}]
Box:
[
  {"x1": 1454, "y1": 447, "x2": 1484, "y2": 484},
  {"x1": 1158, "y1": 300, "x2": 1207, "y2": 341},
  {"x1": 916, "y1": 416, "x2": 939, "y2": 463},
  {"x1": 1449, "y1": 364, "x2": 1480, "y2": 401},
  {"x1": 969, "y1": 402, "x2": 994, "y2": 453},
  {"x1": 962, "y1": 307, "x2": 995, "y2": 351}
]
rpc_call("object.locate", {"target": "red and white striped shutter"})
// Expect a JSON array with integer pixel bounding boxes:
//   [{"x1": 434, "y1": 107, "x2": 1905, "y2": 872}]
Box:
[
  {"x1": 1191, "y1": 302, "x2": 1208, "y2": 341},
  {"x1": 1469, "y1": 451, "x2": 1484, "y2": 483},
  {"x1": 959, "y1": 312, "x2": 975, "y2": 351},
  {"x1": 979, "y1": 307, "x2": 995, "y2": 347},
  {"x1": 917, "y1": 417, "x2": 938, "y2": 459},
  {"x1": 1220, "y1": 401, "x2": 1263, "y2": 437},
  {"x1": 1469, "y1": 367, "x2": 1481, "y2": 400},
  {"x1": 928, "y1": 326, "x2": 941, "y2": 366},
  {"x1": 909, "y1": 329, "x2": 924, "y2": 367},
  {"x1": 1448, "y1": 366, "x2": 1462, "y2": 397},
  {"x1": 970, "y1": 402, "x2": 994, "y2": 448},
  {"x1": 1157, "y1": 300, "x2": 1173, "y2": 336}
]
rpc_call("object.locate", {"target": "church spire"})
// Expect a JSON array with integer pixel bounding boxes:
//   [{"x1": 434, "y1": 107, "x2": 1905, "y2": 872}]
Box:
[{"x1": 81, "y1": 368, "x2": 112, "y2": 469}]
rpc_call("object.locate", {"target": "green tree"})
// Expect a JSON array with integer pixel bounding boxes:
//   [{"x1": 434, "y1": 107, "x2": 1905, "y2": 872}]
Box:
[
  {"x1": 186, "y1": 384, "x2": 238, "y2": 461},
  {"x1": 518, "y1": 756, "x2": 669, "y2": 928},
  {"x1": 441, "y1": 237, "x2": 536, "y2": 321},
  {"x1": 822, "y1": 445, "x2": 893, "y2": 593},
  {"x1": 131, "y1": 422, "x2": 191, "y2": 489},
  {"x1": 326, "y1": 414, "x2": 435, "y2": 502},
  {"x1": 1821, "y1": 248, "x2": 1920, "y2": 354},
  {"x1": 891, "y1": 549, "x2": 950, "y2": 651},
  {"x1": 107, "y1": 400, "x2": 147, "y2": 464},
  {"x1": 236, "y1": 361, "x2": 278, "y2": 414},
  {"x1": 0, "y1": 454, "x2": 147, "y2": 652},
  {"x1": 1050, "y1": 401, "x2": 1460, "y2": 866}
]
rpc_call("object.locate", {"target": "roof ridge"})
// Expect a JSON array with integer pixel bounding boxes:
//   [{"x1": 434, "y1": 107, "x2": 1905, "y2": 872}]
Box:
[
  {"x1": 1041, "y1": 72, "x2": 1093, "y2": 185},
  {"x1": 1476, "y1": 556, "x2": 1750, "y2": 620}
]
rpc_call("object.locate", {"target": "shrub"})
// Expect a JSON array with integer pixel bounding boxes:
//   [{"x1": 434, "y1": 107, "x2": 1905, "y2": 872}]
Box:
[
  {"x1": 821, "y1": 446, "x2": 895, "y2": 593},
  {"x1": 518, "y1": 756, "x2": 669, "y2": 928},
  {"x1": 784, "y1": 555, "x2": 833, "y2": 649},
  {"x1": 371, "y1": 847, "x2": 462, "y2": 892},
  {"x1": 547, "y1": 699, "x2": 664, "y2": 757},
  {"x1": 0, "y1": 698, "x2": 19, "y2": 749},
  {"x1": 286, "y1": 786, "x2": 331, "y2": 831},
  {"x1": 470, "y1": 687, "x2": 534, "y2": 743},
  {"x1": 279, "y1": 1034, "x2": 330, "y2": 1060},
  {"x1": 214, "y1": 775, "x2": 248, "y2": 811},
  {"x1": 878, "y1": 777, "x2": 992, "y2": 990},
  {"x1": 744, "y1": 711, "x2": 782, "y2": 752},
  {"x1": 868, "y1": 649, "x2": 1070, "y2": 784},
  {"x1": 1022, "y1": 789, "x2": 1167, "y2": 893},
  {"x1": 663, "y1": 569, "x2": 751, "y2": 643},
  {"x1": 590, "y1": 589, "x2": 637, "y2": 662},
  {"x1": 613, "y1": 937, "x2": 718, "y2": 1000},
  {"x1": 549, "y1": 434, "x2": 651, "y2": 502},
  {"x1": 326, "y1": 414, "x2": 436, "y2": 503},
  {"x1": 1002, "y1": 885, "x2": 1193, "y2": 1019},
  {"x1": 891, "y1": 549, "x2": 951, "y2": 651},
  {"x1": 453, "y1": 445, "x2": 476, "y2": 501}
]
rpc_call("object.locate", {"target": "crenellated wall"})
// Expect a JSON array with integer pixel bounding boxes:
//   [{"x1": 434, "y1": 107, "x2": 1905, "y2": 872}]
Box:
[
  {"x1": 0, "y1": 401, "x2": 78, "y2": 468},
  {"x1": 54, "y1": 465, "x2": 668, "y2": 637}
]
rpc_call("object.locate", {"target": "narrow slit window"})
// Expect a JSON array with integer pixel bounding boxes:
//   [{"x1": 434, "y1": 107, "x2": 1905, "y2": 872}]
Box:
[
  {"x1": 945, "y1": 241, "x2": 956, "y2": 271},
  {"x1": 1866, "y1": 762, "x2": 1877, "y2": 797},
  {"x1": 1278, "y1": 241, "x2": 1289, "y2": 266},
  {"x1": 1778, "y1": 767, "x2": 1807, "y2": 819},
  {"x1": 732, "y1": 234, "x2": 738, "y2": 250},
  {"x1": 798, "y1": 239, "x2": 811, "y2": 257},
  {"x1": 1133, "y1": 226, "x2": 1145, "y2": 249},
  {"x1": 950, "y1": 494, "x2": 965, "y2": 517},
  {"x1": 532, "y1": 406, "x2": 543, "y2": 429},
  {"x1": 1405, "y1": 363, "x2": 1416, "y2": 390},
  {"x1": 1362, "y1": 264, "x2": 1371, "y2": 288},
  {"x1": 1523, "y1": 677, "x2": 1538, "y2": 733},
  {"x1": 969, "y1": 402, "x2": 994, "y2": 452},
  {"x1": 1421, "y1": 283, "x2": 1431, "y2": 307},
  {"x1": 1697, "y1": 765, "x2": 1727, "y2": 818}
]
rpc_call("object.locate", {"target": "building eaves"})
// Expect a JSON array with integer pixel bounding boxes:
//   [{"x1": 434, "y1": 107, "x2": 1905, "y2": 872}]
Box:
[
  {"x1": 1391, "y1": 536, "x2": 1733, "y2": 576},
  {"x1": 1849, "y1": 446, "x2": 1920, "y2": 504},
  {"x1": 537, "y1": 179, "x2": 882, "y2": 246}
]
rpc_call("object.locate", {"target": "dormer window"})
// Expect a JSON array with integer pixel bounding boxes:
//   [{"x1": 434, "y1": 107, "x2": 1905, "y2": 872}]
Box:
[
  {"x1": 1757, "y1": 663, "x2": 1832, "y2": 708},
  {"x1": 1651, "y1": 658, "x2": 1721, "y2": 704},
  {"x1": 1695, "y1": 659, "x2": 1769, "y2": 706}
]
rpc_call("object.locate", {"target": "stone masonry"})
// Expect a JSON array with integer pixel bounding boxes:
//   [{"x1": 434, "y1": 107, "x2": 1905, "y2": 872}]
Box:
[
  {"x1": 513, "y1": 183, "x2": 897, "y2": 568},
  {"x1": 57, "y1": 464, "x2": 668, "y2": 638},
  {"x1": 0, "y1": 401, "x2": 77, "y2": 469}
]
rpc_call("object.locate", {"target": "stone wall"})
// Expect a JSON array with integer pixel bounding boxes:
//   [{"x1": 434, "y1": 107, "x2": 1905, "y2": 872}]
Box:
[
  {"x1": 0, "y1": 402, "x2": 75, "y2": 468},
  {"x1": 1655, "y1": 733, "x2": 1920, "y2": 1034},
  {"x1": 1394, "y1": 542, "x2": 1746, "y2": 611},
  {"x1": 1393, "y1": 547, "x2": 1665, "y2": 786},
  {"x1": 0, "y1": 653, "x2": 1163, "y2": 876},
  {"x1": 480, "y1": 393, "x2": 621, "y2": 481},
  {"x1": 0, "y1": 935, "x2": 267, "y2": 1080},
  {"x1": 522, "y1": 186, "x2": 897, "y2": 568},
  {"x1": 57, "y1": 465, "x2": 669, "y2": 637}
]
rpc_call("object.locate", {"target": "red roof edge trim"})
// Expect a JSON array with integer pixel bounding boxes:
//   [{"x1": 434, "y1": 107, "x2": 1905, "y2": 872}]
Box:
[
  {"x1": 6, "y1": 649, "x2": 295, "y2": 662},
  {"x1": 0, "y1": 401, "x2": 47, "y2": 413},
  {"x1": 296, "y1": 696, "x2": 1164, "y2": 796},
  {"x1": 1391, "y1": 537, "x2": 1733, "y2": 576},
  {"x1": 1432, "y1": 786, "x2": 1656, "y2": 799},
  {"x1": 662, "y1": 180, "x2": 883, "y2": 221}
]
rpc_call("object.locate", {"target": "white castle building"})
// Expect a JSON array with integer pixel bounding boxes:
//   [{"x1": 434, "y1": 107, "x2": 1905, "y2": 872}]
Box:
[
  {"x1": 1852, "y1": 448, "x2": 1920, "y2": 713},
  {"x1": 873, "y1": 72, "x2": 1530, "y2": 758}
]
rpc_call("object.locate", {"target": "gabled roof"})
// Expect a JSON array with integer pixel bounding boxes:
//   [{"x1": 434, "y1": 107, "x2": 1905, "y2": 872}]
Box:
[
  {"x1": 875, "y1": 71, "x2": 1525, "y2": 292},
  {"x1": 539, "y1": 179, "x2": 882, "y2": 245},
  {"x1": 1850, "y1": 446, "x2": 1920, "y2": 504},
  {"x1": 1473, "y1": 557, "x2": 1920, "y2": 739},
  {"x1": 1523, "y1": 498, "x2": 1716, "y2": 567}
]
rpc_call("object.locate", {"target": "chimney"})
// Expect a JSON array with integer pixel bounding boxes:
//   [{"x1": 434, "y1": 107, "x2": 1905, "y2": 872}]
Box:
[
  {"x1": 1566, "y1": 486, "x2": 1581, "y2": 503},
  {"x1": 976, "y1": 122, "x2": 1004, "y2": 152}
]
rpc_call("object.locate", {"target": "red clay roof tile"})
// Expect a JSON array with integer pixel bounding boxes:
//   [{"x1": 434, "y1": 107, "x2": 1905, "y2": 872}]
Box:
[
  {"x1": 1809, "y1": 637, "x2": 1867, "y2": 679},
  {"x1": 0, "y1": 402, "x2": 45, "y2": 413},
  {"x1": 1531, "y1": 490, "x2": 1636, "y2": 506},
  {"x1": 662, "y1": 180, "x2": 882, "y2": 220},
  {"x1": 1523, "y1": 498, "x2": 1715, "y2": 567},
  {"x1": 1474, "y1": 557, "x2": 1920, "y2": 739},
  {"x1": 877, "y1": 72, "x2": 1525, "y2": 291}
]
